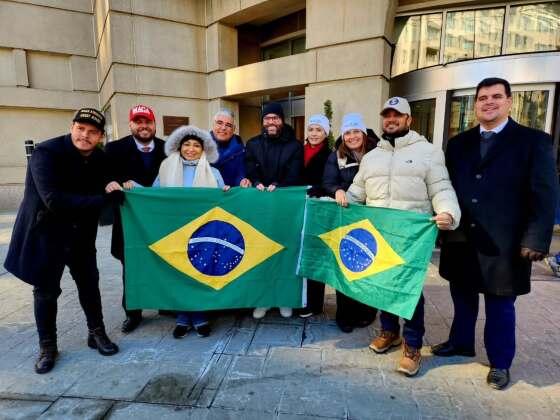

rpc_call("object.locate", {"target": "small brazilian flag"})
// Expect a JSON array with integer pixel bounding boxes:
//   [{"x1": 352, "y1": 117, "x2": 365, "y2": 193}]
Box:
[
  {"x1": 297, "y1": 200, "x2": 438, "y2": 319},
  {"x1": 121, "y1": 187, "x2": 307, "y2": 311}
]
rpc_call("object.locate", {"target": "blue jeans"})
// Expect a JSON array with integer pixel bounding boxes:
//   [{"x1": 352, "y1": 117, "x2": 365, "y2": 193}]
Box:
[
  {"x1": 176, "y1": 311, "x2": 208, "y2": 328},
  {"x1": 379, "y1": 294, "x2": 425, "y2": 349},
  {"x1": 449, "y1": 283, "x2": 516, "y2": 369}
]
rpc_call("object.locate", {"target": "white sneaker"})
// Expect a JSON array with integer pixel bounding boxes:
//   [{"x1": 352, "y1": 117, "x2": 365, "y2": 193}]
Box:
[
  {"x1": 279, "y1": 307, "x2": 293, "y2": 318},
  {"x1": 253, "y1": 307, "x2": 270, "y2": 319}
]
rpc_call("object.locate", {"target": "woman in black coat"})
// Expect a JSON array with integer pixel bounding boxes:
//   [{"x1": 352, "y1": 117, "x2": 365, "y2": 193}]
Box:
[
  {"x1": 299, "y1": 114, "x2": 333, "y2": 318},
  {"x1": 323, "y1": 113, "x2": 379, "y2": 332}
]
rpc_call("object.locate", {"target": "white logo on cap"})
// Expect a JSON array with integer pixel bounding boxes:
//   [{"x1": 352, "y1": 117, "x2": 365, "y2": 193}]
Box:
[{"x1": 389, "y1": 98, "x2": 399, "y2": 105}]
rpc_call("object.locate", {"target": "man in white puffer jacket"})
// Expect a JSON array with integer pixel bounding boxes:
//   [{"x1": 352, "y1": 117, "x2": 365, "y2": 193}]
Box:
[{"x1": 347, "y1": 97, "x2": 460, "y2": 377}]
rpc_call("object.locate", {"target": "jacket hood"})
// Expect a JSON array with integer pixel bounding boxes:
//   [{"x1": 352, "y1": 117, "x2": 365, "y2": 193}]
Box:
[
  {"x1": 378, "y1": 129, "x2": 427, "y2": 150},
  {"x1": 165, "y1": 125, "x2": 218, "y2": 163}
]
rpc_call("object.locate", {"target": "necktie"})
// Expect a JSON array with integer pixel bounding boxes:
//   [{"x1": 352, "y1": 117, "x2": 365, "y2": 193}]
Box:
[
  {"x1": 141, "y1": 146, "x2": 151, "y2": 153},
  {"x1": 480, "y1": 131, "x2": 496, "y2": 158},
  {"x1": 481, "y1": 131, "x2": 495, "y2": 141}
]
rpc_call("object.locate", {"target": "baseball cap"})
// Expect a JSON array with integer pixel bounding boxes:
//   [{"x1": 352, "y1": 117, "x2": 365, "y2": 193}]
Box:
[
  {"x1": 129, "y1": 104, "x2": 155, "y2": 122},
  {"x1": 380, "y1": 97, "x2": 411, "y2": 116},
  {"x1": 72, "y1": 108, "x2": 105, "y2": 131}
]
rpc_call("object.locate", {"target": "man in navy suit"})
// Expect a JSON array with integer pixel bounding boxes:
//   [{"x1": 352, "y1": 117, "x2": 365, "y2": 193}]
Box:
[
  {"x1": 105, "y1": 105, "x2": 167, "y2": 333},
  {"x1": 434, "y1": 78, "x2": 558, "y2": 389}
]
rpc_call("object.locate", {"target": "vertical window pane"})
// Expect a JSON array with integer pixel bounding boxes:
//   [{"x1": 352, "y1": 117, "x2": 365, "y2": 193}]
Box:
[
  {"x1": 511, "y1": 90, "x2": 549, "y2": 130},
  {"x1": 392, "y1": 16, "x2": 422, "y2": 76},
  {"x1": 410, "y1": 99, "x2": 436, "y2": 142},
  {"x1": 448, "y1": 95, "x2": 477, "y2": 138},
  {"x1": 507, "y1": 3, "x2": 560, "y2": 54},
  {"x1": 444, "y1": 11, "x2": 475, "y2": 63},
  {"x1": 262, "y1": 41, "x2": 291, "y2": 61},
  {"x1": 292, "y1": 37, "x2": 306, "y2": 54},
  {"x1": 418, "y1": 14, "x2": 442, "y2": 68},
  {"x1": 474, "y1": 8, "x2": 504, "y2": 58}
]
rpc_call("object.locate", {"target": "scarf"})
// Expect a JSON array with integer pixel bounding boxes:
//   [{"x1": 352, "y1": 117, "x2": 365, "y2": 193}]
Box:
[
  {"x1": 158, "y1": 151, "x2": 218, "y2": 187},
  {"x1": 304, "y1": 142, "x2": 325, "y2": 167}
]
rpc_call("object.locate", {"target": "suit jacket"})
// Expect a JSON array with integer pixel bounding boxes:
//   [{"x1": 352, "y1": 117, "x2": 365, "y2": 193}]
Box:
[
  {"x1": 439, "y1": 119, "x2": 558, "y2": 296},
  {"x1": 4, "y1": 135, "x2": 109, "y2": 286},
  {"x1": 105, "y1": 135, "x2": 166, "y2": 260}
]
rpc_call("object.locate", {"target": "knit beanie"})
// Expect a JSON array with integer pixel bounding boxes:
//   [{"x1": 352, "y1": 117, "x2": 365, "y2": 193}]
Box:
[
  {"x1": 340, "y1": 113, "x2": 367, "y2": 136},
  {"x1": 262, "y1": 102, "x2": 284, "y2": 121},
  {"x1": 307, "y1": 114, "x2": 330, "y2": 136}
]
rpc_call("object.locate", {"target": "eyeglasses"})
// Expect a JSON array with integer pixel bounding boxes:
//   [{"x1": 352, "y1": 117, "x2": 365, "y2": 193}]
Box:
[
  {"x1": 263, "y1": 116, "x2": 281, "y2": 123},
  {"x1": 214, "y1": 120, "x2": 234, "y2": 129}
]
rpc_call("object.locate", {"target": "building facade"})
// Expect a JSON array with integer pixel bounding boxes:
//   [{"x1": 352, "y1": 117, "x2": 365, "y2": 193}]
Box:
[{"x1": 0, "y1": 0, "x2": 558, "y2": 208}]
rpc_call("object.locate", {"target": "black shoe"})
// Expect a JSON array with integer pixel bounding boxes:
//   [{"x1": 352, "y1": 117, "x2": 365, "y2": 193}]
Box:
[
  {"x1": 158, "y1": 309, "x2": 176, "y2": 318},
  {"x1": 487, "y1": 368, "x2": 510, "y2": 390},
  {"x1": 87, "y1": 327, "x2": 119, "y2": 356},
  {"x1": 173, "y1": 325, "x2": 191, "y2": 339},
  {"x1": 431, "y1": 341, "x2": 475, "y2": 357},
  {"x1": 336, "y1": 319, "x2": 354, "y2": 333},
  {"x1": 34, "y1": 341, "x2": 58, "y2": 374},
  {"x1": 195, "y1": 324, "x2": 211, "y2": 338},
  {"x1": 121, "y1": 316, "x2": 142, "y2": 334}
]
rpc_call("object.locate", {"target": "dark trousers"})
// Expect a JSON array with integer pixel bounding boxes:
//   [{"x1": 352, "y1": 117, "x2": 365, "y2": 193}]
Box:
[
  {"x1": 121, "y1": 261, "x2": 142, "y2": 319},
  {"x1": 380, "y1": 294, "x2": 425, "y2": 349},
  {"x1": 304, "y1": 279, "x2": 325, "y2": 314},
  {"x1": 336, "y1": 291, "x2": 377, "y2": 324},
  {"x1": 34, "y1": 249, "x2": 104, "y2": 342},
  {"x1": 449, "y1": 283, "x2": 516, "y2": 369}
]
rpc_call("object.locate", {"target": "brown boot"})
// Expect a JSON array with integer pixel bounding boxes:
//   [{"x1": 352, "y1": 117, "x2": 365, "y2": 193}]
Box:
[
  {"x1": 369, "y1": 330, "x2": 402, "y2": 354},
  {"x1": 397, "y1": 342, "x2": 422, "y2": 377}
]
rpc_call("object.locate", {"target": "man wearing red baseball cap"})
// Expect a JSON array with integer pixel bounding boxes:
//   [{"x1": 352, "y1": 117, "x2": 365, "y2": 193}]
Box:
[{"x1": 105, "y1": 104, "x2": 167, "y2": 333}]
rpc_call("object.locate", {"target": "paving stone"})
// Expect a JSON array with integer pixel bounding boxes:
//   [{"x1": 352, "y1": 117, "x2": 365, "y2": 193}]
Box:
[
  {"x1": 38, "y1": 397, "x2": 113, "y2": 419},
  {"x1": 107, "y1": 402, "x2": 203, "y2": 419},
  {"x1": 226, "y1": 356, "x2": 265, "y2": 380},
  {"x1": 212, "y1": 377, "x2": 285, "y2": 413},
  {"x1": 246, "y1": 323, "x2": 304, "y2": 356},
  {"x1": 222, "y1": 328, "x2": 254, "y2": 355},
  {"x1": 345, "y1": 386, "x2": 419, "y2": 420},
  {"x1": 279, "y1": 377, "x2": 346, "y2": 418},
  {"x1": 0, "y1": 399, "x2": 51, "y2": 419},
  {"x1": 263, "y1": 347, "x2": 322, "y2": 378},
  {"x1": 187, "y1": 354, "x2": 233, "y2": 406}
]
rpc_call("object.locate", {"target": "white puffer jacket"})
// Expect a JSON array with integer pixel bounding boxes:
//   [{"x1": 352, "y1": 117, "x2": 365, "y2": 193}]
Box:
[{"x1": 347, "y1": 130, "x2": 461, "y2": 229}]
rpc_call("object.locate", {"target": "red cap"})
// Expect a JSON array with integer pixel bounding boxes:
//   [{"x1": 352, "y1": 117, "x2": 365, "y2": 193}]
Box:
[{"x1": 129, "y1": 104, "x2": 155, "y2": 122}]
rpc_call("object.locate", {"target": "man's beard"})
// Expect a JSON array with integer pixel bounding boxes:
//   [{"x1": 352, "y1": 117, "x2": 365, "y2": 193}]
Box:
[{"x1": 382, "y1": 128, "x2": 409, "y2": 140}]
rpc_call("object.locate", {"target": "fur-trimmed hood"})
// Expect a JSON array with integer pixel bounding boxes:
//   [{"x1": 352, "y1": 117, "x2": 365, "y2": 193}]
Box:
[{"x1": 165, "y1": 125, "x2": 219, "y2": 164}]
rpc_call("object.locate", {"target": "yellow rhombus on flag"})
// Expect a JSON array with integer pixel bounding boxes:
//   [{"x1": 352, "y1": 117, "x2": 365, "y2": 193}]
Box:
[
  {"x1": 319, "y1": 219, "x2": 405, "y2": 281},
  {"x1": 149, "y1": 207, "x2": 284, "y2": 290}
]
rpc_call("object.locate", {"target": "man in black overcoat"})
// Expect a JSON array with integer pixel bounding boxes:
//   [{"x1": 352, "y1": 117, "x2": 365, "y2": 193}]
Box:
[
  {"x1": 104, "y1": 105, "x2": 167, "y2": 333},
  {"x1": 4, "y1": 108, "x2": 121, "y2": 374},
  {"x1": 434, "y1": 78, "x2": 558, "y2": 389}
]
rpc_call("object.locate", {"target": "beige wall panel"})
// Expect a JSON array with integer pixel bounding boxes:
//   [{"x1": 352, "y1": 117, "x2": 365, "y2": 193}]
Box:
[
  {"x1": 109, "y1": 0, "x2": 131, "y2": 12},
  {"x1": 0, "y1": 108, "x2": 74, "y2": 184},
  {"x1": 132, "y1": 16, "x2": 206, "y2": 72},
  {"x1": 211, "y1": 51, "x2": 316, "y2": 98},
  {"x1": 96, "y1": 20, "x2": 112, "y2": 87},
  {"x1": 12, "y1": 0, "x2": 92, "y2": 13},
  {"x1": 70, "y1": 56, "x2": 98, "y2": 91},
  {"x1": 0, "y1": 1, "x2": 95, "y2": 56},
  {"x1": 239, "y1": 105, "x2": 261, "y2": 141},
  {"x1": 206, "y1": 0, "x2": 240, "y2": 24},
  {"x1": 130, "y1": 0, "x2": 204, "y2": 26},
  {"x1": 0, "y1": 48, "x2": 16, "y2": 86},
  {"x1": 307, "y1": 0, "x2": 397, "y2": 49},
  {"x1": 13, "y1": 49, "x2": 29, "y2": 86},
  {"x1": 317, "y1": 39, "x2": 391, "y2": 82},
  {"x1": 94, "y1": 0, "x2": 110, "y2": 47},
  {"x1": 305, "y1": 76, "x2": 390, "y2": 135},
  {"x1": 111, "y1": 64, "x2": 208, "y2": 99},
  {"x1": 206, "y1": 23, "x2": 238, "y2": 72},
  {"x1": 0, "y1": 87, "x2": 98, "y2": 110},
  {"x1": 110, "y1": 93, "x2": 209, "y2": 139},
  {"x1": 111, "y1": 12, "x2": 134, "y2": 63},
  {"x1": 27, "y1": 52, "x2": 72, "y2": 91}
]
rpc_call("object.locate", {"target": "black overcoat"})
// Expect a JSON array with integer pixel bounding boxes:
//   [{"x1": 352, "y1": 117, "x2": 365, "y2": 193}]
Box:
[
  {"x1": 104, "y1": 135, "x2": 166, "y2": 260},
  {"x1": 245, "y1": 124, "x2": 303, "y2": 187},
  {"x1": 4, "y1": 135, "x2": 109, "y2": 287},
  {"x1": 439, "y1": 119, "x2": 558, "y2": 296}
]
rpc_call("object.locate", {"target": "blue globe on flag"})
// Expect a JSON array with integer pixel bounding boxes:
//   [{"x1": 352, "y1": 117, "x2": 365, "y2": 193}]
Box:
[{"x1": 339, "y1": 228, "x2": 377, "y2": 272}]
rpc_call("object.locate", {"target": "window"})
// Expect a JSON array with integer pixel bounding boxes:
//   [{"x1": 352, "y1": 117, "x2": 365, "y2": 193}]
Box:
[
  {"x1": 261, "y1": 37, "x2": 306, "y2": 61},
  {"x1": 392, "y1": 14, "x2": 442, "y2": 76},
  {"x1": 448, "y1": 90, "x2": 549, "y2": 138},
  {"x1": 410, "y1": 99, "x2": 436, "y2": 142},
  {"x1": 506, "y1": 3, "x2": 560, "y2": 54}
]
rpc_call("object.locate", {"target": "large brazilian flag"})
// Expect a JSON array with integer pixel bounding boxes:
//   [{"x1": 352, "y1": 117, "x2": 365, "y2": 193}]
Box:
[
  {"x1": 297, "y1": 200, "x2": 438, "y2": 319},
  {"x1": 121, "y1": 187, "x2": 307, "y2": 310}
]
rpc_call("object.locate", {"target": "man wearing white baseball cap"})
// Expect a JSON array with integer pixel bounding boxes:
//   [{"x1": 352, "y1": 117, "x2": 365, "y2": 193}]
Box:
[{"x1": 347, "y1": 96, "x2": 460, "y2": 377}]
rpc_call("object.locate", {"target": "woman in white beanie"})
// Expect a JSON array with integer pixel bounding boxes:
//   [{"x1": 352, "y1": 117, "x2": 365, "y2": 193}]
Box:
[
  {"x1": 298, "y1": 114, "x2": 332, "y2": 318},
  {"x1": 322, "y1": 112, "x2": 379, "y2": 332}
]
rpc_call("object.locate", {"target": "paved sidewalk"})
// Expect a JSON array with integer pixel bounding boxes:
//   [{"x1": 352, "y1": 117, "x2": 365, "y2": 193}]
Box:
[{"x1": 0, "y1": 211, "x2": 559, "y2": 419}]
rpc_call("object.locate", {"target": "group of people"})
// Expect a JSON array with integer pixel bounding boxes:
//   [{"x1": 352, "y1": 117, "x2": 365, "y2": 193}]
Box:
[{"x1": 4, "y1": 77, "x2": 557, "y2": 392}]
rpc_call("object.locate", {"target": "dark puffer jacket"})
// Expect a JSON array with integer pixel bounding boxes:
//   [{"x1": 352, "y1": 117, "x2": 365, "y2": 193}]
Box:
[
  {"x1": 245, "y1": 124, "x2": 303, "y2": 187},
  {"x1": 322, "y1": 130, "x2": 378, "y2": 196},
  {"x1": 303, "y1": 142, "x2": 332, "y2": 198}
]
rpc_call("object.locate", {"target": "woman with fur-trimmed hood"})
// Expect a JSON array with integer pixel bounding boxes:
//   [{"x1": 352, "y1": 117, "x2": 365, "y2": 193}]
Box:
[{"x1": 149, "y1": 125, "x2": 228, "y2": 339}]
